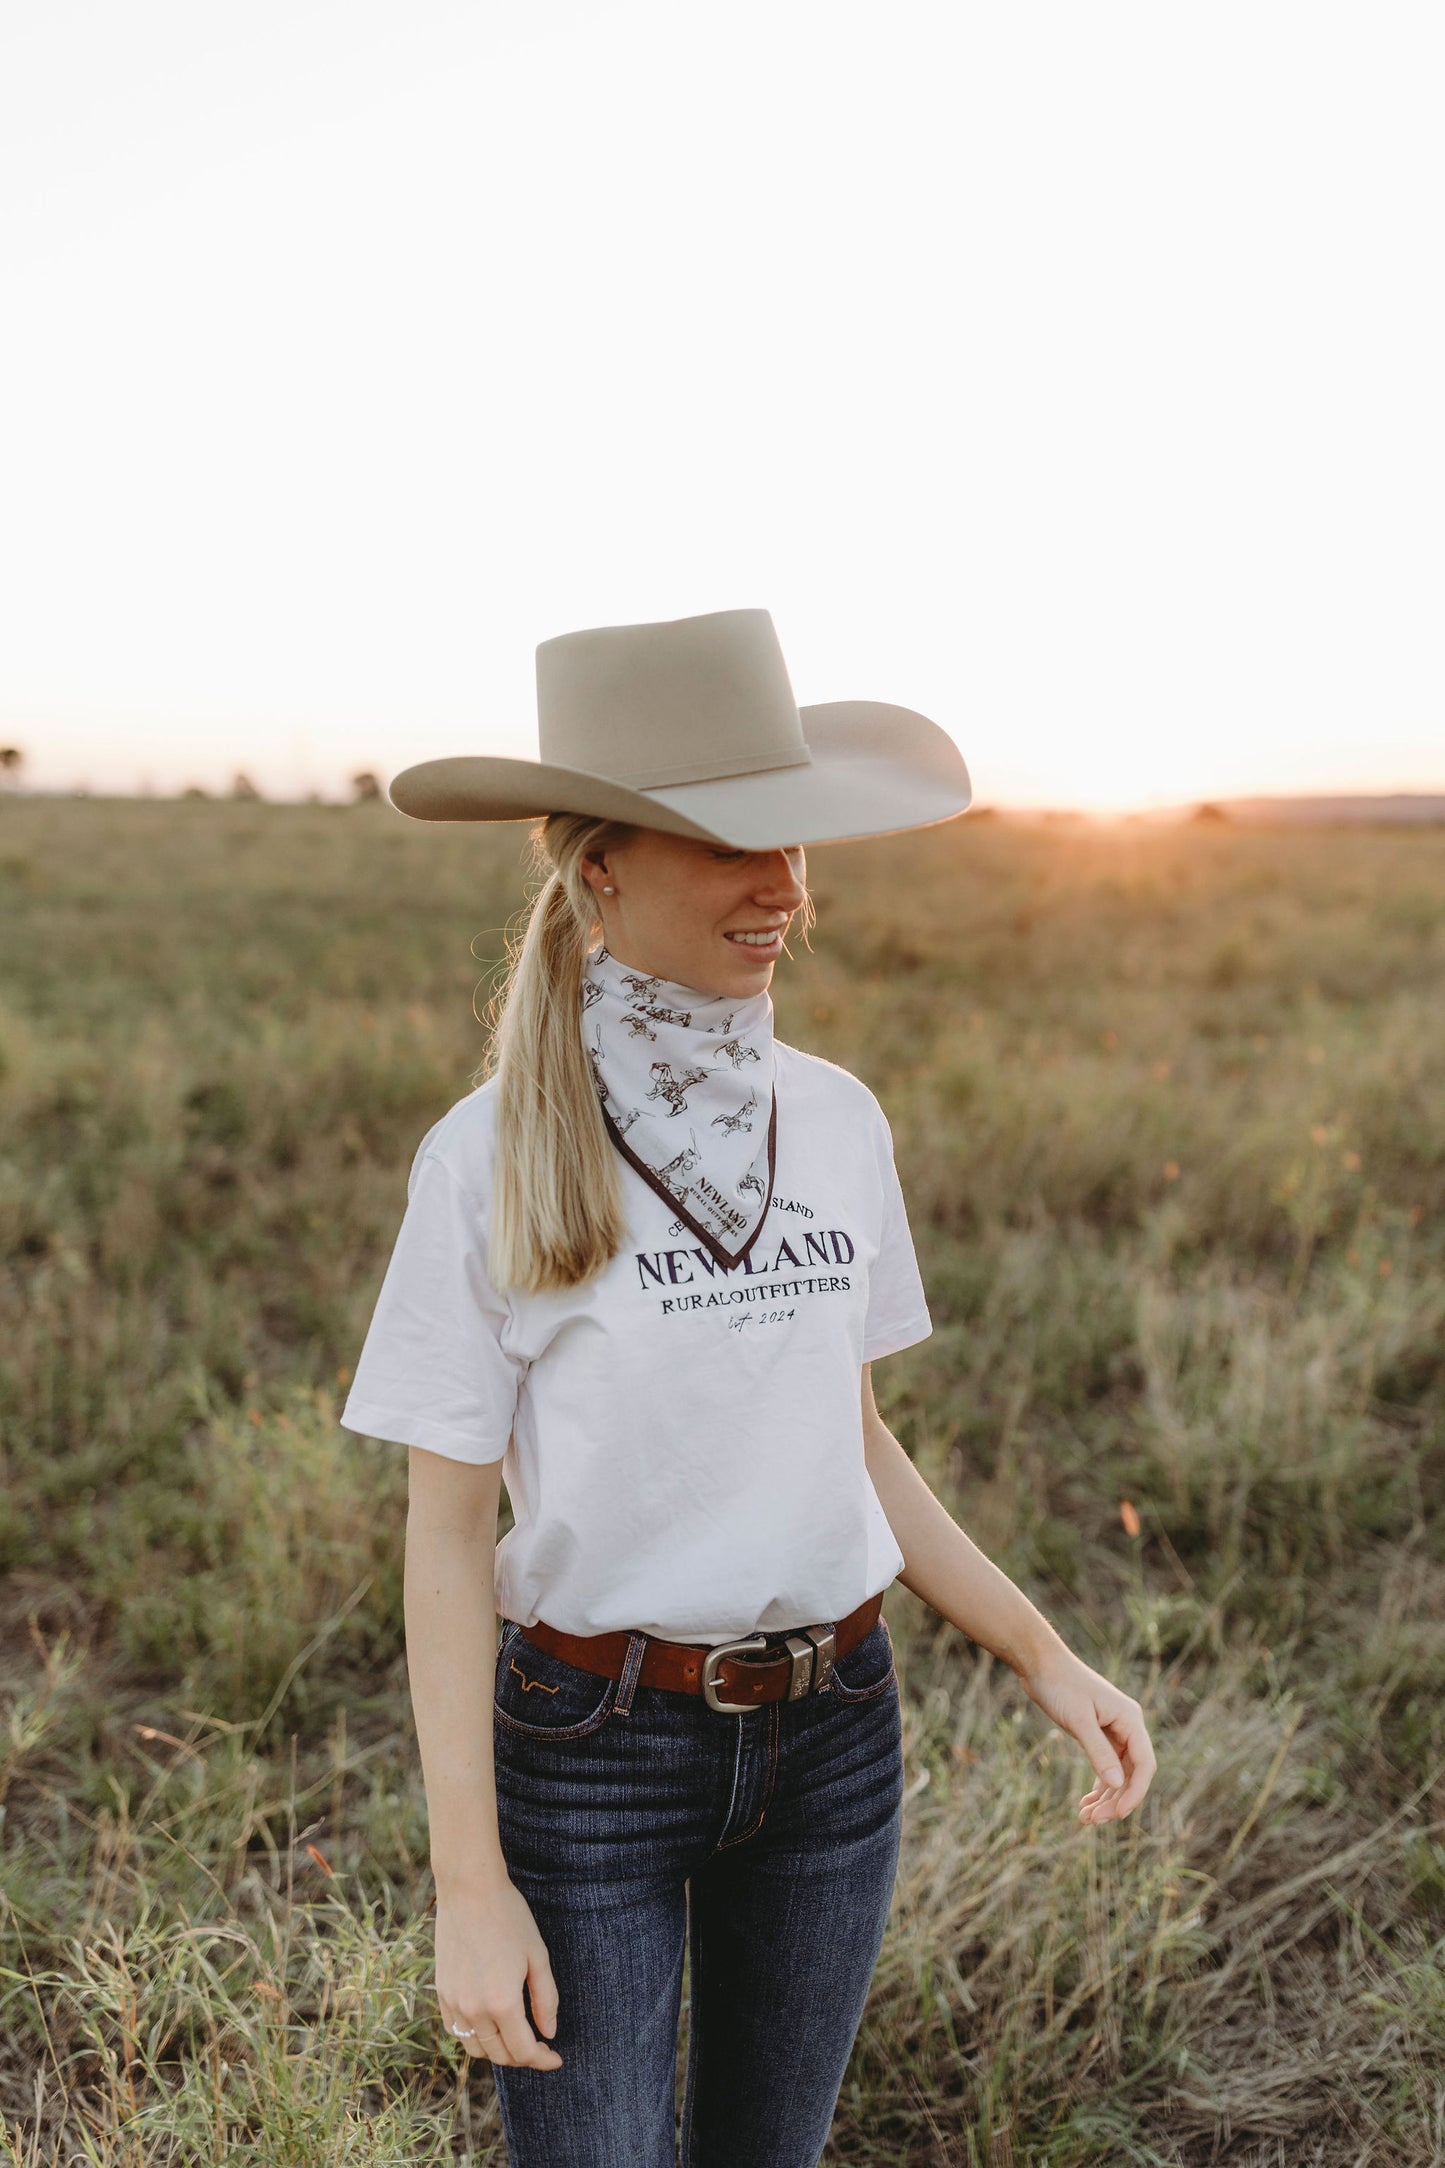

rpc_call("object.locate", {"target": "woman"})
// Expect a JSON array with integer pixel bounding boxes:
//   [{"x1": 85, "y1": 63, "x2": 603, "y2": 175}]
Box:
[{"x1": 341, "y1": 609, "x2": 1156, "y2": 2168}]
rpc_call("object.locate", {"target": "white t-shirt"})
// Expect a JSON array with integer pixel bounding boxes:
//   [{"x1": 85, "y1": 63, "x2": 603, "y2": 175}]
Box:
[{"x1": 339, "y1": 1040, "x2": 933, "y2": 1644}]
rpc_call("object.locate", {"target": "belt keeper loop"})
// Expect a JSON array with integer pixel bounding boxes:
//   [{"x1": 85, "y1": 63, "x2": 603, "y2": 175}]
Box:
[{"x1": 614, "y1": 1630, "x2": 649, "y2": 1716}]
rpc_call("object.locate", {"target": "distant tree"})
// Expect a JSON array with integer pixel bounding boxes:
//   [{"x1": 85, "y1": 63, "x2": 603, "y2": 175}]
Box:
[
  {"x1": 231, "y1": 772, "x2": 262, "y2": 801},
  {"x1": 0, "y1": 746, "x2": 23, "y2": 790},
  {"x1": 181, "y1": 784, "x2": 211, "y2": 799},
  {"x1": 351, "y1": 770, "x2": 382, "y2": 802},
  {"x1": 1192, "y1": 802, "x2": 1229, "y2": 823}
]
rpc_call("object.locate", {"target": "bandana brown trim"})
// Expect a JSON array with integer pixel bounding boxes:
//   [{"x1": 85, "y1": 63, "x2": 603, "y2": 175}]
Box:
[{"x1": 599, "y1": 1087, "x2": 778, "y2": 1272}]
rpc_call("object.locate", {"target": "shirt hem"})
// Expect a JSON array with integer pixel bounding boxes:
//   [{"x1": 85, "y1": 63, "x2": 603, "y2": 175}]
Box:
[
  {"x1": 338, "y1": 1404, "x2": 509, "y2": 1464},
  {"x1": 862, "y1": 1315, "x2": 934, "y2": 1362},
  {"x1": 499, "y1": 1572, "x2": 901, "y2": 1645}
]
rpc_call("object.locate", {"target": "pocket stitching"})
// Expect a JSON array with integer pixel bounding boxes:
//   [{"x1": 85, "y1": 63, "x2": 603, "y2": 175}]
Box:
[
  {"x1": 828, "y1": 1618, "x2": 897, "y2": 1702},
  {"x1": 493, "y1": 1631, "x2": 618, "y2": 1739}
]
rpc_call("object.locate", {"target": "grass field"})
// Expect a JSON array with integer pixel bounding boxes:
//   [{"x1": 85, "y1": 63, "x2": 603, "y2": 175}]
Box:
[{"x1": 1, "y1": 796, "x2": 1442, "y2": 2166}]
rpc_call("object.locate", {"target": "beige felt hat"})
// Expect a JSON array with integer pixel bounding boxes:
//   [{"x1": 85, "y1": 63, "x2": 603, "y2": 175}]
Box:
[{"x1": 387, "y1": 606, "x2": 971, "y2": 849}]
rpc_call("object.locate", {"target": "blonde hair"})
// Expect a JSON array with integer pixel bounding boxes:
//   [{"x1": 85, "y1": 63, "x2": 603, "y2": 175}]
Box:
[
  {"x1": 475, "y1": 812, "x2": 635, "y2": 1295},
  {"x1": 476, "y1": 811, "x2": 814, "y2": 1295}
]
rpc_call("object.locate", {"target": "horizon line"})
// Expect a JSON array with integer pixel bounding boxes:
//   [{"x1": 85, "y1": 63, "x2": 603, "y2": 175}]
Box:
[{"x1": 3, "y1": 782, "x2": 1445, "y2": 826}]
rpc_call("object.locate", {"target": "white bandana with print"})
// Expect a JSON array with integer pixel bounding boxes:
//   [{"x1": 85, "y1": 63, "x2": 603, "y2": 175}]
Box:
[{"x1": 580, "y1": 942, "x2": 777, "y2": 1269}]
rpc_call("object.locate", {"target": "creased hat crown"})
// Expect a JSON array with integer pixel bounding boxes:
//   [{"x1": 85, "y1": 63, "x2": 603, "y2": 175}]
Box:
[{"x1": 536, "y1": 607, "x2": 815, "y2": 791}]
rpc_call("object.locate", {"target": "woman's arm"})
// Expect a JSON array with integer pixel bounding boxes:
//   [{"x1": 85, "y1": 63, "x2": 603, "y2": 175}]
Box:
[
  {"x1": 404, "y1": 1449, "x2": 511, "y2": 1892},
  {"x1": 404, "y1": 1447, "x2": 565, "y2": 2067},
  {"x1": 860, "y1": 1368, "x2": 1068, "y2": 1678},
  {"x1": 861, "y1": 1366, "x2": 1156, "y2": 1825}
]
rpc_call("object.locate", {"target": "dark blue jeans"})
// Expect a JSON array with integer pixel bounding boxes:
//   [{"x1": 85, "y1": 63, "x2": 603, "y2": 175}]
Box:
[{"x1": 488, "y1": 1610, "x2": 905, "y2": 2168}]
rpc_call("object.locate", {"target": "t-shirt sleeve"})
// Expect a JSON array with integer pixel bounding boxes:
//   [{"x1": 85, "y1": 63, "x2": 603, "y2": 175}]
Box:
[
  {"x1": 339, "y1": 1140, "x2": 524, "y2": 1464},
  {"x1": 862, "y1": 1106, "x2": 934, "y2": 1363}
]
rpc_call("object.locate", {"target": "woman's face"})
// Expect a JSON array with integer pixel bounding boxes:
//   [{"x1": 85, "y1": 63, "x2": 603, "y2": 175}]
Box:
[{"x1": 581, "y1": 827, "x2": 808, "y2": 997}]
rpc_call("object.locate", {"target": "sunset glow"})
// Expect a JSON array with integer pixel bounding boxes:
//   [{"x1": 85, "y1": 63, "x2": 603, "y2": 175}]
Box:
[{"x1": 1, "y1": 4, "x2": 1441, "y2": 814}]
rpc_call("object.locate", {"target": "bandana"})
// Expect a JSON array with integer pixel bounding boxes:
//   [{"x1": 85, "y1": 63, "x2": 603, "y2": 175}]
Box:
[{"x1": 580, "y1": 942, "x2": 777, "y2": 1269}]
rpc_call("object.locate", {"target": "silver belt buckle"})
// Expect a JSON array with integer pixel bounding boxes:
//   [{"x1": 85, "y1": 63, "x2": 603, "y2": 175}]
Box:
[
  {"x1": 800, "y1": 1621, "x2": 836, "y2": 1693},
  {"x1": 699, "y1": 1622, "x2": 838, "y2": 1712},
  {"x1": 700, "y1": 1632, "x2": 771, "y2": 1713}
]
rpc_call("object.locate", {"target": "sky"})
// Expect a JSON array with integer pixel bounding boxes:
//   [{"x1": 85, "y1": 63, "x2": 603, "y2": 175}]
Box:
[{"x1": 1, "y1": 1, "x2": 1441, "y2": 814}]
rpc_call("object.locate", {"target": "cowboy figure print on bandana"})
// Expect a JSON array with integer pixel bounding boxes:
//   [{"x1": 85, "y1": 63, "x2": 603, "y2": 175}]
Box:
[{"x1": 581, "y1": 943, "x2": 777, "y2": 1270}]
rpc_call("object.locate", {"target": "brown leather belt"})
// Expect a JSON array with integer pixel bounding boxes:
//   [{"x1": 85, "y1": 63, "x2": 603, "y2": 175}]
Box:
[{"x1": 512, "y1": 1590, "x2": 884, "y2": 1714}]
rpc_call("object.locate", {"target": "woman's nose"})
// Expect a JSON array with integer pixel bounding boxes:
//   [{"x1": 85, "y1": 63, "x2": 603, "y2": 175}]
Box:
[{"x1": 754, "y1": 849, "x2": 806, "y2": 905}]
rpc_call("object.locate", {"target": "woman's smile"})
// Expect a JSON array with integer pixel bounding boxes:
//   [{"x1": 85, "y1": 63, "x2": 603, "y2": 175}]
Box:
[{"x1": 722, "y1": 927, "x2": 786, "y2": 957}]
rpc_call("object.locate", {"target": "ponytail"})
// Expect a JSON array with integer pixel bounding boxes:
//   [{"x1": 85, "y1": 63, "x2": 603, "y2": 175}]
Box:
[{"x1": 477, "y1": 813, "x2": 634, "y2": 1294}]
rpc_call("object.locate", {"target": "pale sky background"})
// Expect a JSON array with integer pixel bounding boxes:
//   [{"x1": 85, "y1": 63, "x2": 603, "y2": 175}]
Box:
[{"x1": 1, "y1": 1, "x2": 1441, "y2": 813}]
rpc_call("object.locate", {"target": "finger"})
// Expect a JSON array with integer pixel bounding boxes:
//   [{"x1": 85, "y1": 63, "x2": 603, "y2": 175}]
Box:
[
  {"x1": 496, "y1": 1995, "x2": 564, "y2": 2070},
  {"x1": 1061, "y1": 1699, "x2": 1126, "y2": 1786},
  {"x1": 1090, "y1": 1718, "x2": 1139, "y2": 1789},
  {"x1": 1081, "y1": 1725, "x2": 1127, "y2": 1792},
  {"x1": 1102, "y1": 1703, "x2": 1152, "y2": 1762},
  {"x1": 443, "y1": 1950, "x2": 564, "y2": 2066},
  {"x1": 1079, "y1": 1795, "x2": 1122, "y2": 1826},
  {"x1": 1079, "y1": 1765, "x2": 1129, "y2": 1816},
  {"x1": 1081, "y1": 1761, "x2": 1154, "y2": 1821},
  {"x1": 527, "y1": 1950, "x2": 561, "y2": 2042},
  {"x1": 443, "y1": 2011, "x2": 501, "y2": 2060},
  {"x1": 461, "y1": 2022, "x2": 505, "y2": 2062},
  {"x1": 1081, "y1": 1759, "x2": 1131, "y2": 1801},
  {"x1": 1101, "y1": 1713, "x2": 1157, "y2": 1809}
]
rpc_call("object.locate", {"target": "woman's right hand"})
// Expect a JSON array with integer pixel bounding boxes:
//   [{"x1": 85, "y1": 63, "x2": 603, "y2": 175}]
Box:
[{"x1": 434, "y1": 1877, "x2": 564, "y2": 2069}]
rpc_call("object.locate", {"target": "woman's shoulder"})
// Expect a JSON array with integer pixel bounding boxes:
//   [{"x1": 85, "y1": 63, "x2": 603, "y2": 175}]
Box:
[
  {"x1": 774, "y1": 1038, "x2": 887, "y2": 1127},
  {"x1": 407, "y1": 1075, "x2": 501, "y2": 1199}
]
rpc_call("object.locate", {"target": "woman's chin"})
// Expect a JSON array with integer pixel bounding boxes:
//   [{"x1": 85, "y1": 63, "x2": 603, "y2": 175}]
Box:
[
  {"x1": 716, "y1": 952, "x2": 776, "y2": 992},
  {"x1": 627, "y1": 940, "x2": 777, "y2": 998}
]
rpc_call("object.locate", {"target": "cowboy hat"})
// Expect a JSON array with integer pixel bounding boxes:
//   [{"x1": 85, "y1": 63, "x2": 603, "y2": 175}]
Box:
[{"x1": 387, "y1": 607, "x2": 971, "y2": 849}]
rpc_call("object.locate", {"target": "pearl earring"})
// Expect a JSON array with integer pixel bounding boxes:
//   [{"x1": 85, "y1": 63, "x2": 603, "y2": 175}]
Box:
[{"x1": 602, "y1": 885, "x2": 615, "y2": 893}]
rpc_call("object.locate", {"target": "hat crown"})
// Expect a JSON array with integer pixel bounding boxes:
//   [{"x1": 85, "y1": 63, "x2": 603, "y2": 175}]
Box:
[{"x1": 535, "y1": 607, "x2": 814, "y2": 792}]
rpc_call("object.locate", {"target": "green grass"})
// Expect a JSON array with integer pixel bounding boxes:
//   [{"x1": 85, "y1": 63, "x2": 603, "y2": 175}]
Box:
[{"x1": 1, "y1": 796, "x2": 1442, "y2": 2164}]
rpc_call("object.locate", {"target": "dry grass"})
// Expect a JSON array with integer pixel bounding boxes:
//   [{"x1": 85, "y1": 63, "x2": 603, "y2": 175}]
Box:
[{"x1": 1, "y1": 798, "x2": 1442, "y2": 2164}]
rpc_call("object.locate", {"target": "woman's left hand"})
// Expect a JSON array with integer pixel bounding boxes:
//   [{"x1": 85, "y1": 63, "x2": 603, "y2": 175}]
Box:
[{"x1": 1018, "y1": 1647, "x2": 1157, "y2": 1824}]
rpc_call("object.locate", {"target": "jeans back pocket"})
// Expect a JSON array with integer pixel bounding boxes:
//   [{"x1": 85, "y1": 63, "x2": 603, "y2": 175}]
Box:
[{"x1": 493, "y1": 1623, "x2": 620, "y2": 1740}]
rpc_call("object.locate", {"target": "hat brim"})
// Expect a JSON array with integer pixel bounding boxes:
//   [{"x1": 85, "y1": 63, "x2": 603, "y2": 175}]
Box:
[{"x1": 386, "y1": 703, "x2": 971, "y2": 848}]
